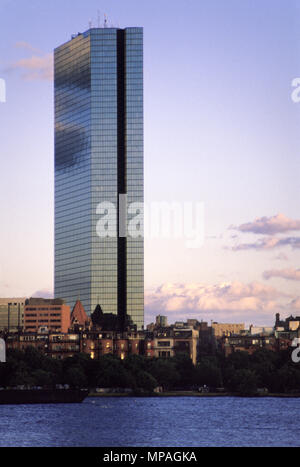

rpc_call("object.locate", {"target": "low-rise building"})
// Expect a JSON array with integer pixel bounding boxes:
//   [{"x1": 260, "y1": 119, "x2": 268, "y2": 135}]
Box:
[
  {"x1": 48, "y1": 333, "x2": 80, "y2": 358},
  {"x1": 0, "y1": 298, "x2": 26, "y2": 332},
  {"x1": 212, "y1": 322, "x2": 245, "y2": 338},
  {"x1": 24, "y1": 298, "x2": 71, "y2": 334},
  {"x1": 222, "y1": 334, "x2": 277, "y2": 356},
  {"x1": 249, "y1": 325, "x2": 274, "y2": 335},
  {"x1": 275, "y1": 313, "x2": 300, "y2": 332},
  {"x1": 173, "y1": 326, "x2": 199, "y2": 364},
  {"x1": 6, "y1": 307, "x2": 296, "y2": 363},
  {"x1": 147, "y1": 322, "x2": 199, "y2": 364},
  {"x1": 153, "y1": 333, "x2": 175, "y2": 359}
]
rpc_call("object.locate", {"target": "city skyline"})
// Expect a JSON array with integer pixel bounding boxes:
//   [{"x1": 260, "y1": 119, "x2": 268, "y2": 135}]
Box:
[{"x1": 1, "y1": 0, "x2": 300, "y2": 326}]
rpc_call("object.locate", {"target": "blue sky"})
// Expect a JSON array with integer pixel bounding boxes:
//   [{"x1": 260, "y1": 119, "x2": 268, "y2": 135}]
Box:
[{"x1": 0, "y1": 0, "x2": 300, "y2": 325}]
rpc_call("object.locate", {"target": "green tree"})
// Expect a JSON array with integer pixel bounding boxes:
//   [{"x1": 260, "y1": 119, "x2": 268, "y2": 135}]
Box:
[
  {"x1": 235, "y1": 369, "x2": 258, "y2": 396},
  {"x1": 196, "y1": 357, "x2": 222, "y2": 388},
  {"x1": 147, "y1": 358, "x2": 179, "y2": 389},
  {"x1": 31, "y1": 369, "x2": 53, "y2": 387},
  {"x1": 65, "y1": 366, "x2": 87, "y2": 388},
  {"x1": 173, "y1": 353, "x2": 197, "y2": 388},
  {"x1": 135, "y1": 371, "x2": 158, "y2": 392}
]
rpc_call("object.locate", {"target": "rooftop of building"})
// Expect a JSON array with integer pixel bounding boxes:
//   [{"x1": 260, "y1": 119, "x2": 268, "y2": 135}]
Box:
[
  {"x1": 0, "y1": 298, "x2": 27, "y2": 306},
  {"x1": 25, "y1": 298, "x2": 65, "y2": 306},
  {"x1": 55, "y1": 26, "x2": 143, "y2": 51},
  {"x1": 71, "y1": 300, "x2": 90, "y2": 326}
]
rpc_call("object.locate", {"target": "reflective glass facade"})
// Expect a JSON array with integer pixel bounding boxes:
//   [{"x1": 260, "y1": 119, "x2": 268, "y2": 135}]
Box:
[{"x1": 54, "y1": 28, "x2": 144, "y2": 329}]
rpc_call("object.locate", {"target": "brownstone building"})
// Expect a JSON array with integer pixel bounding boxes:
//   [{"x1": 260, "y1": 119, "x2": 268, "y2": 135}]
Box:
[
  {"x1": 145, "y1": 323, "x2": 199, "y2": 364},
  {"x1": 221, "y1": 334, "x2": 277, "y2": 356}
]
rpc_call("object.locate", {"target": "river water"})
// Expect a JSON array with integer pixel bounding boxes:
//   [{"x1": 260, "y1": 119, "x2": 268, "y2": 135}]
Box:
[{"x1": 0, "y1": 396, "x2": 299, "y2": 447}]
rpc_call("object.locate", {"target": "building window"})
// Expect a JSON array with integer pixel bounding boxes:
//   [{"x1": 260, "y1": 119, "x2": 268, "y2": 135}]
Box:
[
  {"x1": 158, "y1": 351, "x2": 170, "y2": 358},
  {"x1": 158, "y1": 341, "x2": 170, "y2": 347}
]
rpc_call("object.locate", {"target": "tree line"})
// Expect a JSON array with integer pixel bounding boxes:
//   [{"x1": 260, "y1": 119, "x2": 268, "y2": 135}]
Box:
[{"x1": 0, "y1": 347, "x2": 299, "y2": 395}]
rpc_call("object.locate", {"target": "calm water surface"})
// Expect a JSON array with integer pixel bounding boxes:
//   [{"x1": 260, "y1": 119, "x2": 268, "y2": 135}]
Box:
[{"x1": 0, "y1": 396, "x2": 299, "y2": 447}]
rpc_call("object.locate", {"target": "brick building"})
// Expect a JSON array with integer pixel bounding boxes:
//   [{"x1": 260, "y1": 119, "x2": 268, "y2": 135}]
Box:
[{"x1": 24, "y1": 298, "x2": 71, "y2": 333}]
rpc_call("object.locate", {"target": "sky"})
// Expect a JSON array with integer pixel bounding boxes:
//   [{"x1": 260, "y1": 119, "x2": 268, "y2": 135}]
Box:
[{"x1": 0, "y1": 0, "x2": 300, "y2": 326}]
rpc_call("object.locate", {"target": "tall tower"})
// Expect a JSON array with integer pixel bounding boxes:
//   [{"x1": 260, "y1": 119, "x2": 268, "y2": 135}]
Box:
[{"x1": 54, "y1": 27, "x2": 144, "y2": 329}]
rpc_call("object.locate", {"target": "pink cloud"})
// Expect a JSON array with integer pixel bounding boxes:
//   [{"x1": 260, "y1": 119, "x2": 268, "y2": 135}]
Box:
[
  {"x1": 263, "y1": 268, "x2": 300, "y2": 281},
  {"x1": 231, "y1": 236, "x2": 300, "y2": 251},
  {"x1": 229, "y1": 215, "x2": 300, "y2": 252},
  {"x1": 14, "y1": 42, "x2": 41, "y2": 54},
  {"x1": 290, "y1": 297, "x2": 300, "y2": 310},
  {"x1": 9, "y1": 53, "x2": 53, "y2": 81},
  {"x1": 145, "y1": 281, "x2": 287, "y2": 325},
  {"x1": 232, "y1": 237, "x2": 281, "y2": 251},
  {"x1": 274, "y1": 252, "x2": 289, "y2": 261},
  {"x1": 231, "y1": 213, "x2": 300, "y2": 235}
]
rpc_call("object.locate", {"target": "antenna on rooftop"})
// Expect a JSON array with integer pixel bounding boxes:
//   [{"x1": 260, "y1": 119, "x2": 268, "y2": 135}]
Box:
[
  {"x1": 89, "y1": 19, "x2": 92, "y2": 29},
  {"x1": 104, "y1": 13, "x2": 108, "y2": 28}
]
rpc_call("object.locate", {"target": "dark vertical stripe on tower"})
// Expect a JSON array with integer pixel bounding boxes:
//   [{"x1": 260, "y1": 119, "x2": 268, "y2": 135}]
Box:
[{"x1": 117, "y1": 30, "x2": 127, "y2": 331}]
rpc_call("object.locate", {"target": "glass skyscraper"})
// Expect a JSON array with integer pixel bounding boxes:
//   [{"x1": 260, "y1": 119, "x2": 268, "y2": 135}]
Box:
[{"x1": 54, "y1": 27, "x2": 144, "y2": 329}]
